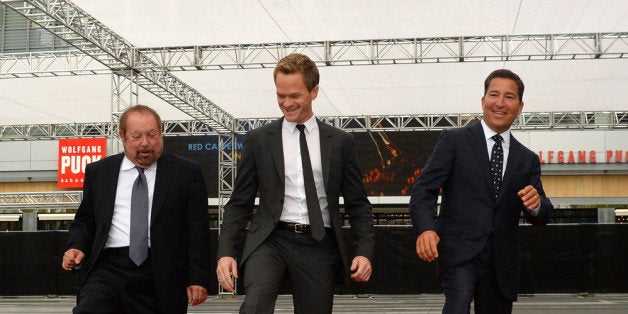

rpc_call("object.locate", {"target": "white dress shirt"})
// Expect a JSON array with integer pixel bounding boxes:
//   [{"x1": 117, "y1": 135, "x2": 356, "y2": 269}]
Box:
[
  {"x1": 280, "y1": 117, "x2": 331, "y2": 227},
  {"x1": 105, "y1": 156, "x2": 157, "y2": 248}
]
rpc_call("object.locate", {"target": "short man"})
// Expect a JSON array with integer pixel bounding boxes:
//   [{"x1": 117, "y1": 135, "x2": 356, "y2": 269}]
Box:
[
  {"x1": 216, "y1": 53, "x2": 375, "y2": 313},
  {"x1": 62, "y1": 105, "x2": 212, "y2": 313},
  {"x1": 409, "y1": 69, "x2": 553, "y2": 313}
]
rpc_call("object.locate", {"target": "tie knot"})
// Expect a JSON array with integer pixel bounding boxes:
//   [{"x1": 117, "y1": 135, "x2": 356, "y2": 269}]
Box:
[
  {"x1": 492, "y1": 134, "x2": 503, "y2": 143},
  {"x1": 135, "y1": 166, "x2": 145, "y2": 174},
  {"x1": 296, "y1": 124, "x2": 306, "y2": 133}
]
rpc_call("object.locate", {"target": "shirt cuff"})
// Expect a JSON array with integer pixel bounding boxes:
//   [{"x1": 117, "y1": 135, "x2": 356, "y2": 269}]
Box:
[{"x1": 529, "y1": 205, "x2": 540, "y2": 216}]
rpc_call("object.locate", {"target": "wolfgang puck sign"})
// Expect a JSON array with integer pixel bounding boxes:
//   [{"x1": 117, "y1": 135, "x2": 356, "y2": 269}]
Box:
[{"x1": 58, "y1": 138, "x2": 107, "y2": 188}]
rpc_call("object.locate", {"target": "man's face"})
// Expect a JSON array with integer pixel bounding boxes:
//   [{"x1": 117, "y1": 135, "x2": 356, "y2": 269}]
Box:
[
  {"x1": 120, "y1": 111, "x2": 163, "y2": 167},
  {"x1": 275, "y1": 72, "x2": 318, "y2": 124},
  {"x1": 481, "y1": 77, "x2": 523, "y2": 134}
]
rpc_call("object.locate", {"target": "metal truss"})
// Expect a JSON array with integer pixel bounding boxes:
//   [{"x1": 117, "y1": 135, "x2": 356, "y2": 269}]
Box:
[
  {"x1": 0, "y1": 49, "x2": 109, "y2": 78},
  {"x1": 1, "y1": 111, "x2": 626, "y2": 141},
  {"x1": 0, "y1": 191, "x2": 81, "y2": 211},
  {"x1": 1, "y1": 33, "x2": 626, "y2": 77},
  {"x1": 135, "y1": 33, "x2": 628, "y2": 70},
  {"x1": 0, "y1": 0, "x2": 235, "y2": 133}
]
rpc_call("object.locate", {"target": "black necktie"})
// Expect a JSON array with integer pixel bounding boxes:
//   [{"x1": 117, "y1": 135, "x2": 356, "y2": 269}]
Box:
[
  {"x1": 130, "y1": 166, "x2": 149, "y2": 265},
  {"x1": 296, "y1": 124, "x2": 325, "y2": 241},
  {"x1": 489, "y1": 134, "x2": 504, "y2": 199}
]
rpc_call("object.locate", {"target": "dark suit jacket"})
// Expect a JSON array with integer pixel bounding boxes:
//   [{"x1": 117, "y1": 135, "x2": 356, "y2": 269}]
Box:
[
  {"x1": 217, "y1": 118, "x2": 375, "y2": 284},
  {"x1": 68, "y1": 152, "x2": 212, "y2": 313},
  {"x1": 409, "y1": 121, "x2": 553, "y2": 300}
]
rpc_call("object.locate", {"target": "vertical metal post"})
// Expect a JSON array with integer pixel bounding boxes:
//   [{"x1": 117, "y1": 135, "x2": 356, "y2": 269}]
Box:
[{"x1": 217, "y1": 133, "x2": 237, "y2": 297}]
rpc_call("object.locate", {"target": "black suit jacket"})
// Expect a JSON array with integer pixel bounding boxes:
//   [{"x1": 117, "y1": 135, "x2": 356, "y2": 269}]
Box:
[
  {"x1": 217, "y1": 118, "x2": 375, "y2": 283},
  {"x1": 68, "y1": 152, "x2": 212, "y2": 313},
  {"x1": 409, "y1": 121, "x2": 553, "y2": 300}
]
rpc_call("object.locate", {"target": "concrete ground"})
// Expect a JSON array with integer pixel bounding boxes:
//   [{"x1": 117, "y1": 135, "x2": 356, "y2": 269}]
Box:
[{"x1": 1, "y1": 293, "x2": 627, "y2": 313}]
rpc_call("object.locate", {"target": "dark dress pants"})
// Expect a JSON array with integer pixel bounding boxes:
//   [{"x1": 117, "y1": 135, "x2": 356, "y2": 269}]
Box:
[
  {"x1": 240, "y1": 227, "x2": 341, "y2": 314},
  {"x1": 440, "y1": 237, "x2": 513, "y2": 314},
  {"x1": 74, "y1": 247, "x2": 167, "y2": 314}
]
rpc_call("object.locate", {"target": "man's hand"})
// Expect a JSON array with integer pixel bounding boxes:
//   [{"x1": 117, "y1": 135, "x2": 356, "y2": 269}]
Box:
[
  {"x1": 187, "y1": 285, "x2": 208, "y2": 306},
  {"x1": 415, "y1": 230, "x2": 439, "y2": 262},
  {"x1": 216, "y1": 256, "x2": 238, "y2": 292},
  {"x1": 61, "y1": 248, "x2": 85, "y2": 271},
  {"x1": 518, "y1": 185, "x2": 541, "y2": 210},
  {"x1": 350, "y1": 256, "x2": 372, "y2": 282}
]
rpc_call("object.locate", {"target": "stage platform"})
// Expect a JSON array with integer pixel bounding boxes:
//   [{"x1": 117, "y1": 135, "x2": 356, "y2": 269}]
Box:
[{"x1": 1, "y1": 293, "x2": 627, "y2": 313}]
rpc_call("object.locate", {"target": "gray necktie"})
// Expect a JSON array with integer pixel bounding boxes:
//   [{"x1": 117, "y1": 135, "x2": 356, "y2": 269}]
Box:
[
  {"x1": 296, "y1": 124, "x2": 325, "y2": 241},
  {"x1": 130, "y1": 166, "x2": 149, "y2": 265},
  {"x1": 489, "y1": 134, "x2": 504, "y2": 199}
]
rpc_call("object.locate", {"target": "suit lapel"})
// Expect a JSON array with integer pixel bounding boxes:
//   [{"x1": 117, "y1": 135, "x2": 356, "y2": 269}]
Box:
[
  {"x1": 467, "y1": 122, "x2": 494, "y2": 194},
  {"x1": 102, "y1": 154, "x2": 124, "y2": 228},
  {"x1": 268, "y1": 118, "x2": 285, "y2": 186},
  {"x1": 317, "y1": 119, "x2": 333, "y2": 189},
  {"x1": 500, "y1": 134, "x2": 523, "y2": 200},
  {"x1": 151, "y1": 152, "x2": 174, "y2": 224}
]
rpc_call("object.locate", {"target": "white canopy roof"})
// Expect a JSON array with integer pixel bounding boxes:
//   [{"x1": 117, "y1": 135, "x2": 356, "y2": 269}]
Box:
[{"x1": 1, "y1": 0, "x2": 627, "y2": 125}]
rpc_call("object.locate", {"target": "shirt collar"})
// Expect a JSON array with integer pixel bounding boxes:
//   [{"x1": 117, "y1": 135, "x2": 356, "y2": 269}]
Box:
[
  {"x1": 480, "y1": 120, "x2": 511, "y2": 144},
  {"x1": 283, "y1": 116, "x2": 318, "y2": 134},
  {"x1": 122, "y1": 155, "x2": 156, "y2": 172}
]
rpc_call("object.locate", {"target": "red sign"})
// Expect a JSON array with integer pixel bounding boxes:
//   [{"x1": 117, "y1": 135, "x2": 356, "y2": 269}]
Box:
[{"x1": 58, "y1": 138, "x2": 107, "y2": 188}]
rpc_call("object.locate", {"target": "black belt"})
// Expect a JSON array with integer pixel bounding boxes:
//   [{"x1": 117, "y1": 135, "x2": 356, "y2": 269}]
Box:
[
  {"x1": 103, "y1": 246, "x2": 151, "y2": 256},
  {"x1": 277, "y1": 221, "x2": 311, "y2": 233},
  {"x1": 277, "y1": 221, "x2": 333, "y2": 234}
]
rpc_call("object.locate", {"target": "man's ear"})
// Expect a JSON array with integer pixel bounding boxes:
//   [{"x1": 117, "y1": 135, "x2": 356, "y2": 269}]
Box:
[{"x1": 310, "y1": 85, "x2": 319, "y2": 101}]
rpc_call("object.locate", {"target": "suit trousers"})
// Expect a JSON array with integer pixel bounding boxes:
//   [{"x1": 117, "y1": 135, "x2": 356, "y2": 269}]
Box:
[
  {"x1": 74, "y1": 247, "x2": 166, "y2": 314},
  {"x1": 240, "y1": 226, "x2": 341, "y2": 314},
  {"x1": 440, "y1": 235, "x2": 513, "y2": 314}
]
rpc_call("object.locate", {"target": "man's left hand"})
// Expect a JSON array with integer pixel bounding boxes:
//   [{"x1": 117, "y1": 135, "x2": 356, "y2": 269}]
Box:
[
  {"x1": 187, "y1": 285, "x2": 208, "y2": 306},
  {"x1": 350, "y1": 256, "x2": 372, "y2": 282},
  {"x1": 518, "y1": 185, "x2": 541, "y2": 210}
]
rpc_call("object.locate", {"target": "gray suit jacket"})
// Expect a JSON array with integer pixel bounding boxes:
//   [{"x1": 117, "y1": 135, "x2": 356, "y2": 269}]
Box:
[
  {"x1": 409, "y1": 121, "x2": 553, "y2": 300},
  {"x1": 217, "y1": 118, "x2": 375, "y2": 283},
  {"x1": 68, "y1": 152, "x2": 212, "y2": 313}
]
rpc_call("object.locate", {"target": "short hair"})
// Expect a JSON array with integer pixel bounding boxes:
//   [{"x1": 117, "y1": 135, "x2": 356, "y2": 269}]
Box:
[
  {"x1": 273, "y1": 53, "x2": 319, "y2": 92},
  {"x1": 483, "y1": 69, "x2": 525, "y2": 101},
  {"x1": 119, "y1": 105, "x2": 162, "y2": 135}
]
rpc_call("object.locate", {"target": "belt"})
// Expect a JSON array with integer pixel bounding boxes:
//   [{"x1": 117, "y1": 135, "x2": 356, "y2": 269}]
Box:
[
  {"x1": 277, "y1": 221, "x2": 332, "y2": 234},
  {"x1": 103, "y1": 246, "x2": 151, "y2": 256},
  {"x1": 277, "y1": 221, "x2": 311, "y2": 233},
  {"x1": 103, "y1": 246, "x2": 130, "y2": 255}
]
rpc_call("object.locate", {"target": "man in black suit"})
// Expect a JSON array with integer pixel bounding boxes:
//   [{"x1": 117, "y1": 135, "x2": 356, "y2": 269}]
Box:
[
  {"x1": 409, "y1": 69, "x2": 553, "y2": 313},
  {"x1": 216, "y1": 53, "x2": 375, "y2": 313},
  {"x1": 61, "y1": 105, "x2": 212, "y2": 313}
]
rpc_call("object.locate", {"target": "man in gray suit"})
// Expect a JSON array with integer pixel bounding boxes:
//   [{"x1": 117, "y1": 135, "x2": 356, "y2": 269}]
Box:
[
  {"x1": 409, "y1": 69, "x2": 553, "y2": 314},
  {"x1": 216, "y1": 53, "x2": 375, "y2": 313}
]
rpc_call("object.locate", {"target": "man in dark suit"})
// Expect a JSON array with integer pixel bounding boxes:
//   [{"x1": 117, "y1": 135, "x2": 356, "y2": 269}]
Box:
[
  {"x1": 216, "y1": 53, "x2": 375, "y2": 313},
  {"x1": 409, "y1": 69, "x2": 553, "y2": 314},
  {"x1": 61, "y1": 105, "x2": 212, "y2": 313}
]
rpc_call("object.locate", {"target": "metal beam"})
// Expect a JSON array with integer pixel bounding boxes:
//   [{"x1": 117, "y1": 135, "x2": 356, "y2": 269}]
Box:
[
  {"x1": 1, "y1": 111, "x2": 626, "y2": 141},
  {"x1": 1, "y1": 33, "x2": 626, "y2": 78},
  {"x1": 0, "y1": 0, "x2": 235, "y2": 132},
  {"x1": 135, "y1": 33, "x2": 628, "y2": 70}
]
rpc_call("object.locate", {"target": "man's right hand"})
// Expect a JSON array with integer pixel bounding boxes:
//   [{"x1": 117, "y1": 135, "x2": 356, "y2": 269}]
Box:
[
  {"x1": 415, "y1": 230, "x2": 440, "y2": 262},
  {"x1": 216, "y1": 256, "x2": 238, "y2": 292},
  {"x1": 62, "y1": 248, "x2": 85, "y2": 271}
]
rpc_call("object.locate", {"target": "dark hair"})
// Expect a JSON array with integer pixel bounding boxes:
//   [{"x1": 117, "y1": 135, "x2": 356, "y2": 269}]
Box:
[
  {"x1": 273, "y1": 53, "x2": 319, "y2": 92},
  {"x1": 484, "y1": 69, "x2": 525, "y2": 101},
  {"x1": 119, "y1": 105, "x2": 162, "y2": 135}
]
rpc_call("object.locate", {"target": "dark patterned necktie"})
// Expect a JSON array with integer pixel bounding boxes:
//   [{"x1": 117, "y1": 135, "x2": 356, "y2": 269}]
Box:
[
  {"x1": 296, "y1": 124, "x2": 325, "y2": 241},
  {"x1": 489, "y1": 134, "x2": 504, "y2": 199},
  {"x1": 130, "y1": 166, "x2": 149, "y2": 265}
]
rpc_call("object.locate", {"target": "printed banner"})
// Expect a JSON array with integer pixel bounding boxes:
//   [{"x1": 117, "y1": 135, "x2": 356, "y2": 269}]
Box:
[{"x1": 58, "y1": 138, "x2": 107, "y2": 188}]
